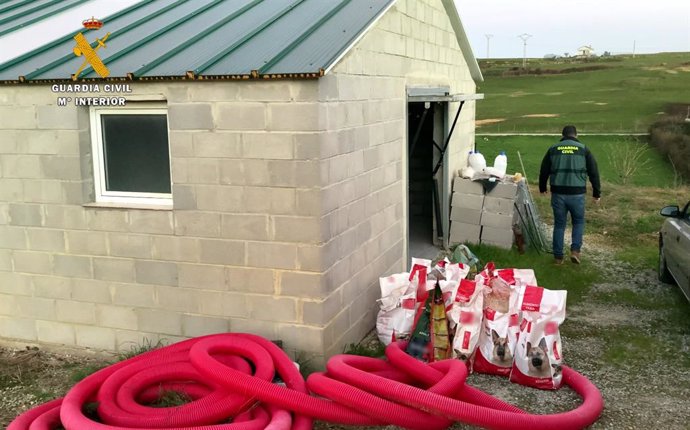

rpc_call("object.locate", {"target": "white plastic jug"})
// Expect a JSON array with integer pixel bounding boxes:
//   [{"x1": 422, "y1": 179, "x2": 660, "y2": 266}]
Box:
[
  {"x1": 493, "y1": 151, "x2": 508, "y2": 176},
  {"x1": 468, "y1": 150, "x2": 487, "y2": 172}
]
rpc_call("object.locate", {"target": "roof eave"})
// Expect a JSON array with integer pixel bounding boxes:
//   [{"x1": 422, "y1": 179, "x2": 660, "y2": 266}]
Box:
[
  {"x1": 322, "y1": 0, "x2": 484, "y2": 84},
  {"x1": 1, "y1": 70, "x2": 325, "y2": 85},
  {"x1": 322, "y1": 0, "x2": 396, "y2": 75}
]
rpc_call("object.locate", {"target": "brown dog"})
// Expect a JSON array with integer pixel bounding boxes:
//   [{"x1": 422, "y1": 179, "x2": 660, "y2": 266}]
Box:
[
  {"x1": 491, "y1": 329, "x2": 513, "y2": 364},
  {"x1": 526, "y1": 338, "x2": 551, "y2": 377}
]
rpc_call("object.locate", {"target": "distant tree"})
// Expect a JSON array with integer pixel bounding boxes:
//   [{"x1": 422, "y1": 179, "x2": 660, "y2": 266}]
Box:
[
  {"x1": 563, "y1": 52, "x2": 570, "y2": 57},
  {"x1": 602, "y1": 51, "x2": 611, "y2": 57}
]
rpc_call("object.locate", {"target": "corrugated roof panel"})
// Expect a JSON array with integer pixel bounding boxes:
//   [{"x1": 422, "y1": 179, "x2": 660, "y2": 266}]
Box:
[
  {"x1": 0, "y1": 0, "x2": 58, "y2": 21},
  {"x1": 0, "y1": 0, "x2": 167, "y2": 80},
  {"x1": 0, "y1": 0, "x2": 399, "y2": 82},
  {"x1": 201, "y1": 0, "x2": 337, "y2": 76},
  {"x1": 81, "y1": 0, "x2": 224, "y2": 78},
  {"x1": 263, "y1": 0, "x2": 393, "y2": 74},
  {"x1": 0, "y1": 0, "x2": 85, "y2": 37},
  {"x1": 143, "y1": 0, "x2": 298, "y2": 77},
  {"x1": 26, "y1": 0, "x2": 194, "y2": 80}
]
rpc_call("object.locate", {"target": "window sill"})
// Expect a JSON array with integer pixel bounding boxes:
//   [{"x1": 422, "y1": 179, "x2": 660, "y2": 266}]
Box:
[{"x1": 83, "y1": 202, "x2": 173, "y2": 211}]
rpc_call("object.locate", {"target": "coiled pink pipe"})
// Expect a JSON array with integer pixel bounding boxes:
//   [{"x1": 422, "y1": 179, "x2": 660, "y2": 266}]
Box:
[{"x1": 8, "y1": 333, "x2": 603, "y2": 430}]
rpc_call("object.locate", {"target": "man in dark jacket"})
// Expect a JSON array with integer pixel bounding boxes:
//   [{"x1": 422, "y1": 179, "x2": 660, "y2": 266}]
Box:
[{"x1": 539, "y1": 125, "x2": 601, "y2": 264}]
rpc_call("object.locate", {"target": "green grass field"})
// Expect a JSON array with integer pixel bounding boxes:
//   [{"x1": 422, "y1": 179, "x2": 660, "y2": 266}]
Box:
[
  {"x1": 476, "y1": 52, "x2": 690, "y2": 133},
  {"x1": 478, "y1": 135, "x2": 689, "y2": 268},
  {"x1": 476, "y1": 135, "x2": 675, "y2": 188}
]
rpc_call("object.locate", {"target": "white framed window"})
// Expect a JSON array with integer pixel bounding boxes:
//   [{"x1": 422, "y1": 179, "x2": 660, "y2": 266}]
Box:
[{"x1": 89, "y1": 104, "x2": 172, "y2": 207}]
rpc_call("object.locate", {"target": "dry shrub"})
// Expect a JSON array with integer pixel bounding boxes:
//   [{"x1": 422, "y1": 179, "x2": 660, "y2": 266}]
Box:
[
  {"x1": 649, "y1": 110, "x2": 690, "y2": 182},
  {"x1": 500, "y1": 65, "x2": 611, "y2": 77},
  {"x1": 606, "y1": 140, "x2": 651, "y2": 184}
]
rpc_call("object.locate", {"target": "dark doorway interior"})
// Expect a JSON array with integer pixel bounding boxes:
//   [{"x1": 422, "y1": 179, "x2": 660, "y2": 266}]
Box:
[{"x1": 407, "y1": 102, "x2": 442, "y2": 261}]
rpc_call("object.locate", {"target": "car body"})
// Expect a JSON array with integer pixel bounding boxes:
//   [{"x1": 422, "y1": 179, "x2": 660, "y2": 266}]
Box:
[{"x1": 659, "y1": 200, "x2": 690, "y2": 301}]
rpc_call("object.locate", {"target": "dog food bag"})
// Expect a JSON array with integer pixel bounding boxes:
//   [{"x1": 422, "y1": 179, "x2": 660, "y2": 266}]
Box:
[
  {"x1": 472, "y1": 277, "x2": 520, "y2": 376},
  {"x1": 510, "y1": 285, "x2": 567, "y2": 390},
  {"x1": 443, "y1": 261, "x2": 471, "y2": 282},
  {"x1": 448, "y1": 278, "x2": 484, "y2": 363},
  {"x1": 411, "y1": 257, "x2": 432, "y2": 270},
  {"x1": 430, "y1": 257, "x2": 470, "y2": 282},
  {"x1": 496, "y1": 268, "x2": 538, "y2": 288},
  {"x1": 438, "y1": 279, "x2": 459, "y2": 311},
  {"x1": 376, "y1": 273, "x2": 416, "y2": 345}
]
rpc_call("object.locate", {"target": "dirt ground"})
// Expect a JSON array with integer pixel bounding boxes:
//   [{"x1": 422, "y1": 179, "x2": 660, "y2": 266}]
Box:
[{"x1": 2, "y1": 252, "x2": 689, "y2": 429}]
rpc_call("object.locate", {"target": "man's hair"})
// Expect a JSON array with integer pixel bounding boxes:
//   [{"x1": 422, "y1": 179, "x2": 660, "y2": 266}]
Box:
[{"x1": 562, "y1": 125, "x2": 577, "y2": 137}]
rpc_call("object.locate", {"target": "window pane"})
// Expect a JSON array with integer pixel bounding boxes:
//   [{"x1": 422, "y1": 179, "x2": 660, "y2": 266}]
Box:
[{"x1": 101, "y1": 114, "x2": 171, "y2": 194}]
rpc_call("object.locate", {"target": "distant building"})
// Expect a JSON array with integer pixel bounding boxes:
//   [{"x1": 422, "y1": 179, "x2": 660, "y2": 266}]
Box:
[
  {"x1": 576, "y1": 45, "x2": 595, "y2": 57},
  {"x1": 543, "y1": 54, "x2": 559, "y2": 60}
]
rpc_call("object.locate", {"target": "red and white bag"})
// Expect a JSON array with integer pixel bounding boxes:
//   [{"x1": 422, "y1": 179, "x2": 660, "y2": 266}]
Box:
[
  {"x1": 376, "y1": 259, "x2": 434, "y2": 345},
  {"x1": 444, "y1": 262, "x2": 471, "y2": 282},
  {"x1": 510, "y1": 285, "x2": 567, "y2": 390},
  {"x1": 432, "y1": 258, "x2": 470, "y2": 282},
  {"x1": 411, "y1": 257, "x2": 432, "y2": 271},
  {"x1": 447, "y1": 279, "x2": 484, "y2": 362},
  {"x1": 495, "y1": 268, "x2": 537, "y2": 288},
  {"x1": 376, "y1": 273, "x2": 416, "y2": 345},
  {"x1": 376, "y1": 258, "x2": 472, "y2": 346},
  {"x1": 473, "y1": 264, "x2": 521, "y2": 376}
]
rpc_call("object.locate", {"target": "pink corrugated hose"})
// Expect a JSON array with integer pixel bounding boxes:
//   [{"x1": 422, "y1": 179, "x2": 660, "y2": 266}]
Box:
[{"x1": 8, "y1": 333, "x2": 603, "y2": 430}]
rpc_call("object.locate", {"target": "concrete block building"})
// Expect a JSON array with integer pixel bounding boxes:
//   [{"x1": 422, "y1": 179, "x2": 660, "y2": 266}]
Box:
[{"x1": 0, "y1": 0, "x2": 483, "y2": 364}]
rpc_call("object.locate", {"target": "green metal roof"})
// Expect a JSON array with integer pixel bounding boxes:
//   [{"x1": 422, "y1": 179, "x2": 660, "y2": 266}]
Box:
[
  {"x1": 0, "y1": 0, "x2": 396, "y2": 83},
  {"x1": 0, "y1": 0, "x2": 84, "y2": 38}
]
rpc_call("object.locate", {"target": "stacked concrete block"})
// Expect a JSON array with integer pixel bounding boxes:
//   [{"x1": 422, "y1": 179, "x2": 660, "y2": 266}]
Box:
[
  {"x1": 480, "y1": 182, "x2": 518, "y2": 249},
  {"x1": 449, "y1": 178, "x2": 483, "y2": 244}
]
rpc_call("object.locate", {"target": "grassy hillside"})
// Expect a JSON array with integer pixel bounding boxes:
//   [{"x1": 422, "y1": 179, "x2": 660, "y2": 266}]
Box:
[{"x1": 476, "y1": 52, "x2": 690, "y2": 133}]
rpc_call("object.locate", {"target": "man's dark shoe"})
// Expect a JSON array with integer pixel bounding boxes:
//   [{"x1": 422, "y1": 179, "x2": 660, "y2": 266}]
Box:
[
  {"x1": 554, "y1": 257, "x2": 564, "y2": 265},
  {"x1": 570, "y1": 251, "x2": 581, "y2": 264}
]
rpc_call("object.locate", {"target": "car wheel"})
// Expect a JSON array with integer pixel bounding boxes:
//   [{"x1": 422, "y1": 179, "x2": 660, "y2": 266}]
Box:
[{"x1": 658, "y1": 242, "x2": 675, "y2": 284}]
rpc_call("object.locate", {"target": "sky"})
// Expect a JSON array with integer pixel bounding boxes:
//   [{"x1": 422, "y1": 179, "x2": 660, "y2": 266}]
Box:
[{"x1": 455, "y1": 0, "x2": 690, "y2": 59}]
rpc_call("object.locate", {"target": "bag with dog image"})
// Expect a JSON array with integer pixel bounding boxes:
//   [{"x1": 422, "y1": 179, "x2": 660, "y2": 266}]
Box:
[
  {"x1": 376, "y1": 259, "x2": 434, "y2": 345},
  {"x1": 447, "y1": 278, "x2": 484, "y2": 365},
  {"x1": 510, "y1": 285, "x2": 567, "y2": 390},
  {"x1": 472, "y1": 264, "x2": 521, "y2": 376},
  {"x1": 376, "y1": 272, "x2": 417, "y2": 345}
]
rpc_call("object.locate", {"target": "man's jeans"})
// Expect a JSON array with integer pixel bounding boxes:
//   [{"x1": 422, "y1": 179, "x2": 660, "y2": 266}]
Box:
[{"x1": 551, "y1": 193, "x2": 585, "y2": 258}]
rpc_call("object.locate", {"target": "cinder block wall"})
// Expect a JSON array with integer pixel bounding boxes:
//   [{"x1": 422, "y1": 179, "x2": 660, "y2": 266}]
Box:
[
  {"x1": 0, "y1": 81, "x2": 330, "y2": 359},
  {"x1": 317, "y1": 0, "x2": 477, "y2": 357},
  {"x1": 0, "y1": 0, "x2": 477, "y2": 363}
]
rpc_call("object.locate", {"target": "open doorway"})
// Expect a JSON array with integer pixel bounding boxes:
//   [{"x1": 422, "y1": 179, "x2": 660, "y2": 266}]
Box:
[{"x1": 407, "y1": 101, "x2": 446, "y2": 262}]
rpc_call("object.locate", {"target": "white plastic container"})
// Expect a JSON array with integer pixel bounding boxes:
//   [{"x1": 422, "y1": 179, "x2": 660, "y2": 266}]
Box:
[
  {"x1": 483, "y1": 166, "x2": 503, "y2": 178},
  {"x1": 468, "y1": 150, "x2": 487, "y2": 172},
  {"x1": 493, "y1": 151, "x2": 508, "y2": 176}
]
